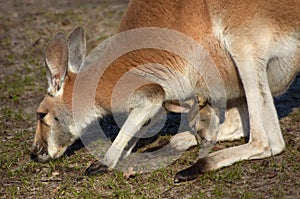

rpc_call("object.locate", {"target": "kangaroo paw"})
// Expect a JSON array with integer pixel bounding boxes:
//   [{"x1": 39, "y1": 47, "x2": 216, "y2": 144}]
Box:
[
  {"x1": 174, "y1": 158, "x2": 207, "y2": 183},
  {"x1": 85, "y1": 160, "x2": 109, "y2": 176}
]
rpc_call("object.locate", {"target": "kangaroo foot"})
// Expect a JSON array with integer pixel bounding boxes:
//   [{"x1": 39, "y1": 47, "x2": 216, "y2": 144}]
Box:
[{"x1": 174, "y1": 158, "x2": 207, "y2": 183}]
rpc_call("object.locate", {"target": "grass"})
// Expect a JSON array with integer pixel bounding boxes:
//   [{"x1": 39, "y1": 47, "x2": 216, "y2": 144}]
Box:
[{"x1": 0, "y1": 1, "x2": 299, "y2": 198}]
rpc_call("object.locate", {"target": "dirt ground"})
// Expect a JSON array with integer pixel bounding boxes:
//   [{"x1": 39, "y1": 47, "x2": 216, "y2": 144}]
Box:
[{"x1": 0, "y1": 1, "x2": 299, "y2": 198}]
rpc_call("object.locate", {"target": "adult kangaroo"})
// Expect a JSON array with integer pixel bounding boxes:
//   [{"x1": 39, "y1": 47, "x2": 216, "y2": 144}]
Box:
[{"x1": 31, "y1": 0, "x2": 300, "y2": 183}]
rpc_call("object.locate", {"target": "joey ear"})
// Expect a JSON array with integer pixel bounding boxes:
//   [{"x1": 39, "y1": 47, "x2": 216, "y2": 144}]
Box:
[
  {"x1": 45, "y1": 32, "x2": 68, "y2": 95},
  {"x1": 67, "y1": 26, "x2": 86, "y2": 73}
]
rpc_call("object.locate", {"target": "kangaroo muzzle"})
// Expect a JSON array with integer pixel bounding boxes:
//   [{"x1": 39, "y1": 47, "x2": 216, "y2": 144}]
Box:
[{"x1": 30, "y1": 143, "x2": 50, "y2": 163}]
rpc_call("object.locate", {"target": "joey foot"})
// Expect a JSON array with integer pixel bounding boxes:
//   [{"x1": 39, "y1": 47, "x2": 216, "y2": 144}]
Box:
[
  {"x1": 85, "y1": 160, "x2": 109, "y2": 176},
  {"x1": 174, "y1": 158, "x2": 208, "y2": 183}
]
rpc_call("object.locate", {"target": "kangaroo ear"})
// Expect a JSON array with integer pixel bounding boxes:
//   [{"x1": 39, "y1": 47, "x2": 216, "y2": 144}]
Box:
[
  {"x1": 45, "y1": 32, "x2": 68, "y2": 95},
  {"x1": 67, "y1": 26, "x2": 86, "y2": 73}
]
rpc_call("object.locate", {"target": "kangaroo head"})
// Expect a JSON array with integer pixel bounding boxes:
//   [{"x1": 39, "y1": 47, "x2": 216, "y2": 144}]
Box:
[{"x1": 31, "y1": 27, "x2": 86, "y2": 162}]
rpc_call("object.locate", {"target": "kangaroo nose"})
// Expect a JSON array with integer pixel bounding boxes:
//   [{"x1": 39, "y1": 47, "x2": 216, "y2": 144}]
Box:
[
  {"x1": 30, "y1": 152, "x2": 38, "y2": 162},
  {"x1": 30, "y1": 144, "x2": 39, "y2": 162},
  {"x1": 30, "y1": 150, "x2": 50, "y2": 163},
  {"x1": 30, "y1": 144, "x2": 50, "y2": 162}
]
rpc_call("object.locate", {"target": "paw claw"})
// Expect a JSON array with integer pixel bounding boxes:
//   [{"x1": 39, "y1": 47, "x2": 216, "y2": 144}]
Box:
[{"x1": 85, "y1": 160, "x2": 108, "y2": 176}]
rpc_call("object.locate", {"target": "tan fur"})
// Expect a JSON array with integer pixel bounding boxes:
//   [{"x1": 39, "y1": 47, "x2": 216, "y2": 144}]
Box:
[{"x1": 32, "y1": 0, "x2": 299, "y2": 181}]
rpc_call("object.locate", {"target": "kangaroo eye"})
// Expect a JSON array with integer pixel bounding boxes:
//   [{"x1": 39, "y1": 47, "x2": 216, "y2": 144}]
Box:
[
  {"x1": 54, "y1": 117, "x2": 59, "y2": 122},
  {"x1": 37, "y1": 112, "x2": 47, "y2": 120}
]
